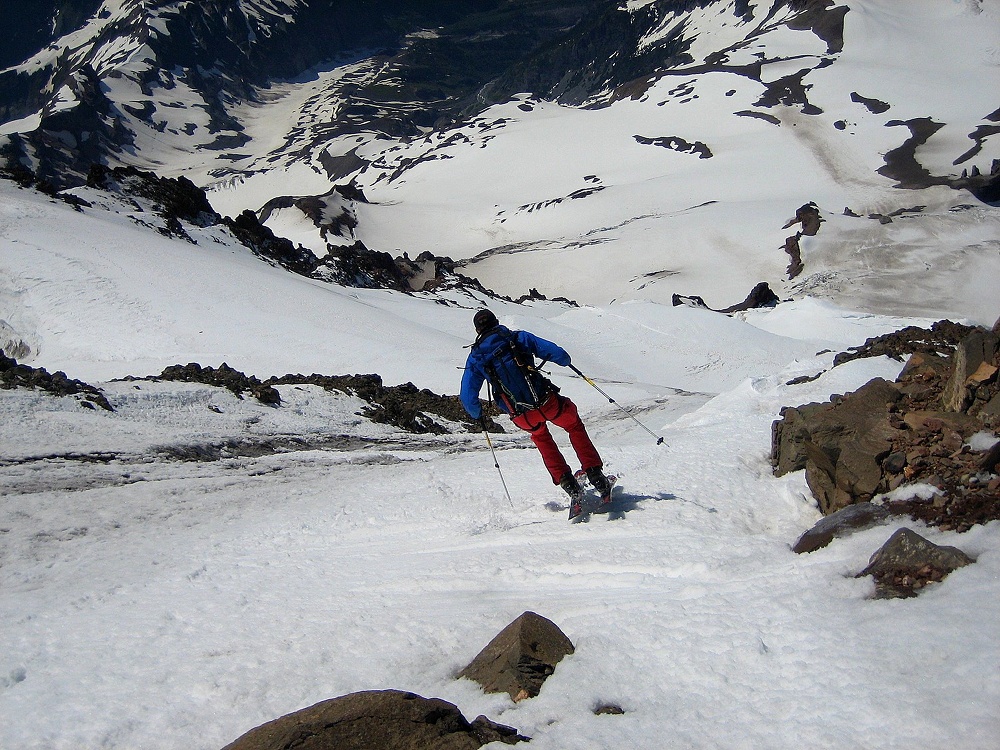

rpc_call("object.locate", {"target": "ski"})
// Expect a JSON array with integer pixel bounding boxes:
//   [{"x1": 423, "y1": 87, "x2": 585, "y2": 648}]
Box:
[{"x1": 569, "y1": 470, "x2": 618, "y2": 521}]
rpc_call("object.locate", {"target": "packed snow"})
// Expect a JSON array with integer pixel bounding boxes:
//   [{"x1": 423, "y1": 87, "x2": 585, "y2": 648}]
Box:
[{"x1": 1, "y1": 174, "x2": 998, "y2": 750}]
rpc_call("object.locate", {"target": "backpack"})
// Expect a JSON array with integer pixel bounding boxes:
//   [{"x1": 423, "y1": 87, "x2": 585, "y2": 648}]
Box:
[{"x1": 478, "y1": 328, "x2": 557, "y2": 415}]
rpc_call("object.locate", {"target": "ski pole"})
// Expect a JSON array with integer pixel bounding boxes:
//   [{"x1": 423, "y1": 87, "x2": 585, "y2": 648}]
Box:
[
  {"x1": 569, "y1": 364, "x2": 665, "y2": 445},
  {"x1": 482, "y1": 424, "x2": 515, "y2": 508}
]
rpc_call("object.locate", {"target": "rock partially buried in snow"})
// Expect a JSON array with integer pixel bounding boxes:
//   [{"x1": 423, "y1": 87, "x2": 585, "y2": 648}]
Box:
[
  {"x1": 219, "y1": 689, "x2": 527, "y2": 750},
  {"x1": 858, "y1": 528, "x2": 974, "y2": 600},
  {"x1": 792, "y1": 502, "x2": 891, "y2": 554},
  {"x1": 458, "y1": 611, "x2": 574, "y2": 702}
]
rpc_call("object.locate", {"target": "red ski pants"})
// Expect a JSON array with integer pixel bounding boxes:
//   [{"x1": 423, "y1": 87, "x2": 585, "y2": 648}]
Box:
[{"x1": 511, "y1": 393, "x2": 603, "y2": 484}]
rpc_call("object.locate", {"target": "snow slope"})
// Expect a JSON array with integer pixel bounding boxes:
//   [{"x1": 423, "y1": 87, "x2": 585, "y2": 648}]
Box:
[{"x1": 1, "y1": 175, "x2": 998, "y2": 750}]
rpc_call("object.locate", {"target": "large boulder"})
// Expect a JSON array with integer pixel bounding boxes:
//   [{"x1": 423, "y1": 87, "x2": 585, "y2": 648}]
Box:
[
  {"x1": 772, "y1": 378, "x2": 903, "y2": 514},
  {"x1": 458, "y1": 611, "x2": 574, "y2": 702},
  {"x1": 220, "y1": 690, "x2": 527, "y2": 750},
  {"x1": 858, "y1": 528, "x2": 974, "y2": 599}
]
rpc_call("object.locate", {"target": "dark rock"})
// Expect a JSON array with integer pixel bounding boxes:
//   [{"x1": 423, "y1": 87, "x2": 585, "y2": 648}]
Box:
[
  {"x1": 858, "y1": 528, "x2": 974, "y2": 599},
  {"x1": 717, "y1": 282, "x2": 779, "y2": 314},
  {"x1": 882, "y1": 452, "x2": 907, "y2": 475},
  {"x1": 671, "y1": 283, "x2": 778, "y2": 314},
  {"x1": 782, "y1": 202, "x2": 822, "y2": 236},
  {"x1": 792, "y1": 502, "x2": 891, "y2": 554},
  {"x1": 220, "y1": 690, "x2": 527, "y2": 750},
  {"x1": 633, "y1": 134, "x2": 712, "y2": 159},
  {"x1": 980, "y1": 441, "x2": 1000, "y2": 472},
  {"x1": 833, "y1": 320, "x2": 977, "y2": 367},
  {"x1": 155, "y1": 362, "x2": 280, "y2": 406},
  {"x1": 0, "y1": 350, "x2": 113, "y2": 411},
  {"x1": 87, "y1": 164, "x2": 219, "y2": 227},
  {"x1": 593, "y1": 703, "x2": 625, "y2": 715},
  {"x1": 458, "y1": 611, "x2": 574, "y2": 702},
  {"x1": 850, "y1": 92, "x2": 890, "y2": 114},
  {"x1": 224, "y1": 211, "x2": 319, "y2": 278},
  {"x1": 783, "y1": 234, "x2": 804, "y2": 279},
  {"x1": 671, "y1": 294, "x2": 709, "y2": 309},
  {"x1": 265, "y1": 373, "x2": 477, "y2": 434}
]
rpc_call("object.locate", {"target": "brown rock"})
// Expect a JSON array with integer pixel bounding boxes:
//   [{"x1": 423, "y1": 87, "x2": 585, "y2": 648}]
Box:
[
  {"x1": 902, "y1": 410, "x2": 978, "y2": 436},
  {"x1": 793, "y1": 378, "x2": 903, "y2": 513},
  {"x1": 898, "y1": 351, "x2": 951, "y2": 380},
  {"x1": 859, "y1": 528, "x2": 974, "y2": 599},
  {"x1": 220, "y1": 690, "x2": 527, "y2": 750},
  {"x1": 458, "y1": 612, "x2": 574, "y2": 702},
  {"x1": 966, "y1": 361, "x2": 998, "y2": 386},
  {"x1": 792, "y1": 502, "x2": 891, "y2": 553}
]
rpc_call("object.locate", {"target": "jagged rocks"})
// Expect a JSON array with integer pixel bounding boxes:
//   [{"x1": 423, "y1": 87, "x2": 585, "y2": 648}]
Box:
[
  {"x1": 87, "y1": 164, "x2": 219, "y2": 227},
  {"x1": 773, "y1": 321, "x2": 1000, "y2": 534},
  {"x1": 780, "y1": 202, "x2": 821, "y2": 280},
  {"x1": 0, "y1": 350, "x2": 113, "y2": 411},
  {"x1": 857, "y1": 528, "x2": 974, "y2": 599},
  {"x1": 670, "y1": 282, "x2": 778, "y2": 314},
  {"x1": 458, "y1": 611, "x2": 574, "y2": 702},
  {"x1": 833, "y1": 320, "x2": 977, "y2": 366},
  {"x1": 219, "y1": 690, "x2": 527, "y2": 750},
  {"x1": 154, "y1": 363, "x2": 281, "y2": 406},
  {"x1": 266, "y1": 373, "x2": 475, "y2": 435}
]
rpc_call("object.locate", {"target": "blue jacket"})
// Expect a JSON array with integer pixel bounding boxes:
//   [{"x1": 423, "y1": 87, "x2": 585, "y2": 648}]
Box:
[{"x1": 461, "y1": 325, "x2": 571, "y2": 419}]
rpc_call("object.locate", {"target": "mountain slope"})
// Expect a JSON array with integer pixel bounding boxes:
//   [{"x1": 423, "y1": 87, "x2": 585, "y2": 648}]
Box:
[{"x1": 1, "y1": 170, "x2": 999, "y2": 750}]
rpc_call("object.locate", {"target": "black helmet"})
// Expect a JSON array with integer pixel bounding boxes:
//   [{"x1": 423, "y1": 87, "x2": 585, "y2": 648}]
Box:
[{"x1": 474, "y1": 309, "x2": 499, "y2": 335}]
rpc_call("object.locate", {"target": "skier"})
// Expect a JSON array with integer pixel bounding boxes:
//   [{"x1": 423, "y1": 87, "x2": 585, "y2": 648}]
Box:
[{"x1": 460, "y1": 309, "x2": 613, "y2": 509}]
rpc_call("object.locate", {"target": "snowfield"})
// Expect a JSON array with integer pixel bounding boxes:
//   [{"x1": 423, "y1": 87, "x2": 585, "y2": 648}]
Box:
[
  {"x1": 1, "y1": 0, "x2": 999, "y2": 746},
  {"x1": 1, "y1": 179, "x2": 998, "y2": 750}
]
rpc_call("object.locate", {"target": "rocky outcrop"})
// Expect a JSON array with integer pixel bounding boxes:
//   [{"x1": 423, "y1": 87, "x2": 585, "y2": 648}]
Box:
[
  {"x1": 857, "y1": 528, "x2": 974, "y2": 599},
  {"x1": 266, "y1": 372, "x2": 478, "y2": 435},
  {"x1": 150, "y1": 363, "x2": 281, "y2": 406},
  {"x1": 782, "y1": 202, "x2": 822, "y2": 237},
  {"x1": 671, "y1": 282, "x2": 779, "y2": 314},
  {"x1": 220, "y1": 690, "x2": 527, "y2": 750},
  {"x1": 773, "y1": 322, "x2": 1000, "y2": 532},
  {"x1": 458, "y1": 611, "x2": 575, "y2": 702},
  {"x1": 772, "y1": 377, "x2": 903, "y2": 514},
  {"x1": 129, "y1": 364, "x2": 480, "y2": 434},
  {"x1": 780, "y1": 203, "x2": 822, "y2": 280},
  {"x1": 1, "y1": 350, "x2": 112, "y2": 411}
]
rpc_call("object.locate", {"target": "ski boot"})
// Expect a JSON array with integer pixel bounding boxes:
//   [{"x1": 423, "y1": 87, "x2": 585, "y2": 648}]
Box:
[
  {"x1": 586, "y1": 466, "x2": 615, "y2": 504},
  {"x1": 560, "y1": 472, "x2": 586, "y2": 519}
]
